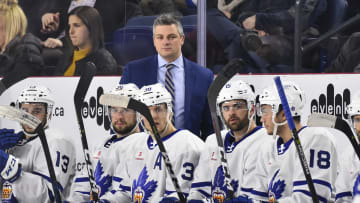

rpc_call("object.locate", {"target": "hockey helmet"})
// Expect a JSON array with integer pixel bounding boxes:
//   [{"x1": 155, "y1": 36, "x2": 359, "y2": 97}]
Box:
[
  {"x1": 259, "y1": 80, "x2": 305, "y2": 117},
  {"x1": 16, "y1": 85, "x2": 55, "y2": 128},
  {"x1": 138, "y1": 83, "x2": 172, "y2": 113}
]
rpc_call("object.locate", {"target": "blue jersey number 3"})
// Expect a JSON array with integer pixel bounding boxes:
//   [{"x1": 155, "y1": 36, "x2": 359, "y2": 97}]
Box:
[{"x1": 182, "y1": 162, "x2": 194, "y2": 181}]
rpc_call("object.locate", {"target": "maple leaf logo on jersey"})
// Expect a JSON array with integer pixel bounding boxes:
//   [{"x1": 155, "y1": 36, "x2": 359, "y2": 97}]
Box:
[
  {"x1": 132, "y1": 166, "x2": 157, "y2": 203},
  {"x1": 94, "y1": 161, "x2": 112, "y2": 197},
  {"x1": 268, "y1": 169, "x2": 285, "y2": 202},
  {"x1": 212, "y1": 166, "x2": 239, "y2": 203}
]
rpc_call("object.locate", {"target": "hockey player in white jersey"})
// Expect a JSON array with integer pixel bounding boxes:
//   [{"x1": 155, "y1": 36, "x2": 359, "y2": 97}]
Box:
[
  {"x1": 0, "y1": 85, "x2": 76, "y2": 202},
  {"x1": 353, "y1": 174, "x2": 360, "y2": 203},
  {"x1": 335, "y1": 91, "x2": 360, "y2": 203},
  {"x1": 189, "y1": 79, "x2": 268, "y2": 203},
  {"x1": 109, "y1": 83, "x2": 205, "y2": 203},
  {"x1": 71, "y1": 83, "x2": 141, "y2": 202},
  {"x1": 251, "y1": 80, "x2": 338, "y2": 203}
]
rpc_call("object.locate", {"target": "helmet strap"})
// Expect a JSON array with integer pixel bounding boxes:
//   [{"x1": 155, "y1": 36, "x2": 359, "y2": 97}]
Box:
[{"x1": 271, "y1": 113, "x2": 287, "y2": 139}]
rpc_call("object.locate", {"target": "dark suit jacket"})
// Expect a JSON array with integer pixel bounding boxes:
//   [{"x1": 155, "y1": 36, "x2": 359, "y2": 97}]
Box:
[{"x1": 120, "y1": 55, "x2": 214, "y2": 139}]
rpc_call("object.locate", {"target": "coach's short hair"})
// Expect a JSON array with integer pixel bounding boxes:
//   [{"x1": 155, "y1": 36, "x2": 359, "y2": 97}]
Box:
[{"x1": 152, "y1": 14, "x2": 184, "y2": 37}]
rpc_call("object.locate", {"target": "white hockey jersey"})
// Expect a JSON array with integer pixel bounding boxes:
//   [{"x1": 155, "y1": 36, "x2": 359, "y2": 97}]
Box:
[
  {"x1": 251, "y1": 126, "x2": 338, "y2": 203},
  {"x1": 189, "y1": 126, "x2": 268, "y2": 201},
  {"x1": 335, "y1": 146, "x2": 360, "y2": 203},
  {"x1": 108, "y1": 129, "x2": 205, "y2": 203},
  {"x1": 2, "y1": 128, "x2": 76, "y2": 203},
  {"x1": 69, "y1": 133, "x2": 137, "y2": 201}
]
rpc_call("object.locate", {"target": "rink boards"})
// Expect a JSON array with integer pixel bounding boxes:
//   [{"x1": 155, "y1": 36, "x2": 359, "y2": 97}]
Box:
[{"x1": 0, "y1": 74, "x2": 358, "y2": 172}]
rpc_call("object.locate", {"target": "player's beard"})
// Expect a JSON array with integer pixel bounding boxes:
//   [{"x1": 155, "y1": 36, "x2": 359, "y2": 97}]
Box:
[
  {"x1": 112, "y1": 119, "x2": 137, "y2": 135},
  {"x1": 225, "y1": 115, "x2": 249, "y2": 132}
]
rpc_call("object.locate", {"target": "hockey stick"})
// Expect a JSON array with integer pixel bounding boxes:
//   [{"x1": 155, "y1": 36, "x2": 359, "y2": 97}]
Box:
[
  {"x1": 73, "y1": 62, "x2": 98, "y2": 201},
  {"x1": 207, "y1": 59, "x2": 245, "y2": 199},
  {"x1": 274, "y1": 76, "x2": 319, "y2": 203},
  {"x1": 0, "y1": 106, "x2": 62, "y2": 203},
  {"x1": 307, "y1": 113, "x2": 360, "y2": 161},
  {"x1": 99, "y1": 94, "x2": 187, "y2": 203}
]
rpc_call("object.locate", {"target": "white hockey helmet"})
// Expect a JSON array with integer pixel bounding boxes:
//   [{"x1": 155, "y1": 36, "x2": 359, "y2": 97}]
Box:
[
  {"x1": 138, "y1": 83, "x2": 172, "y2": 112},
  {"x1": 16, "y1": 85, "x2": 55, "y2": 129},
  {"x1": 259, "y1": 81, "x2": 305, "y2": 117},
  {"x1": 216, "y1": 80, "x2": 255, "y2": 114},
  {"x1": 108, "y1": 83, "x2": 139, "y2": 99},
  {"x1": 347, "y1": 91, "x2": 360, "y2": 118},
  {"x1": 104, "y1": 83, "x2": 140, "y2": 135}
]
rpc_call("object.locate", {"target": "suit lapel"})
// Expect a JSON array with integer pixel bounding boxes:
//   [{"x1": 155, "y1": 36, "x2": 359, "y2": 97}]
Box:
[
  {"x1": 147, "y1": 56, "x2": 159, "y2": 84},
  {"x1": 147, "y1": 55, "x2": 159, "y2": 84},
  {"x1": 184, "y1": 58, "x2": 194, "y2": 129}
]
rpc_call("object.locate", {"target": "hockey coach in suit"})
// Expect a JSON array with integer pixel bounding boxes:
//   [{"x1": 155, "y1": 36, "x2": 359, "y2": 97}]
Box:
[{"x1": 120, "y1": 14, "x2": 214, "y2": 139}]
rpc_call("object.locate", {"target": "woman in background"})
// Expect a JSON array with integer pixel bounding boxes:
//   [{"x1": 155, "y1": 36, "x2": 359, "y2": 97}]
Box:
[
  {"x1": 0, "y1": 0, "x2": 43, "y2": 76},
  {"x1": 55, "y1": 6, "x2": 118, "y2": 76}
]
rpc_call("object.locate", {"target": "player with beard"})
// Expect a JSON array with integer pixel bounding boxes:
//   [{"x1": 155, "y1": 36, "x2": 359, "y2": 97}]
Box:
[
  {"x1": 335, "y1": 91, "x2": 360, "y2": 203},
  {"x1": 105, "y1": 83, "x2": 205, "y2": 203},
  {"x1": 69, "y1": 83, "x2": 140, "y2": 201},
  {"x1": 189, "y1": 79, "x2": 268, "y2": 202}
]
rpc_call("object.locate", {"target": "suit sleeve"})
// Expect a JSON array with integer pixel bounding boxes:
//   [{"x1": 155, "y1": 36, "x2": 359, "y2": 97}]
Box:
[
  {"x1": 12, "y1": 138, "x2": 76, "y2": 202},
  {"x1": 119, "y1": 63, "x2": 131, "y2": 84},
  {"x1": 200, "y1": 72, "x2": 214, "y2": 140}
]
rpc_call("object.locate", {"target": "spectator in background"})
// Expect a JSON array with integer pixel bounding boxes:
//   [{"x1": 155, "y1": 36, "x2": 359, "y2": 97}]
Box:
[
  {"x1": 40, "y1": 0, "x2": 142, "y2": 48},
  {"x1": 18, "y1": 0, "x2": 60, "y2": 39},
  {"x1": 206, "y1": 0, "x2": 327, "y2": 72},
  {"x1": 140, "y1": 0, "x2": 182, "y2": 16},
  {"x1": 54, "y1": 6, "x2": 118, "y2": 76},
  {"x1": 120, "y1": 14, "x2": 214, "y2": 140},
  {"x1": 0, "y1": 0, "x2": 44, "y2": 76},
  {"x1": 325, "y1": 32, "x2": 360, "y2": 73}
]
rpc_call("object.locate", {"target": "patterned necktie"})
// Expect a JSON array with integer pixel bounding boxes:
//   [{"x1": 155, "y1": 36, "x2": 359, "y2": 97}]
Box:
[{"x1": 165, "y1": 64, "x2": 175, "y2": 124}]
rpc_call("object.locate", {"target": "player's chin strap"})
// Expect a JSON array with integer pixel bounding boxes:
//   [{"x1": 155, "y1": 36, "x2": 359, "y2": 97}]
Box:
[
  {"x1": 159, "y1": 111, "x2": 173, "y2": 137},
  {"x1": 140, "y1": 111, "x2": 171, "y2": 138},
  {"x1": 271, "y1": 113, "x2": 287, "y2": 139}
]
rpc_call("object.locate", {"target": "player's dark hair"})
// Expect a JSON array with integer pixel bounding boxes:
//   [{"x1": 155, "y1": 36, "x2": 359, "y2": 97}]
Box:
[{"x1": 277, "y1": 105, "x2": 301, "y2": 123}]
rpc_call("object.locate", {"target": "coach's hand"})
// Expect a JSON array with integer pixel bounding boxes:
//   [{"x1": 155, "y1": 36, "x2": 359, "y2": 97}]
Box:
[{"x1": 0, "y1": 129, "x2": 24, "y2": 150}]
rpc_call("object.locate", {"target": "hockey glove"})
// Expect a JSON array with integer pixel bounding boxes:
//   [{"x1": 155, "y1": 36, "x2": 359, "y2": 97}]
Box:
[
  {"x1": 0, "y1": 129, "x2": 25, "y2": 150},
  {"x1": 159, "y1": 197, "x2": 180, "y2": 203},
  {"x1": 222, "y1": 196, "x2": 253, "y2": 203},
  {"x1": 354, "y1": 173, "x2": 360, "y2": 197},
  {"x1": 0, "y1": 150, "x2": 21, "y2": 182}
]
